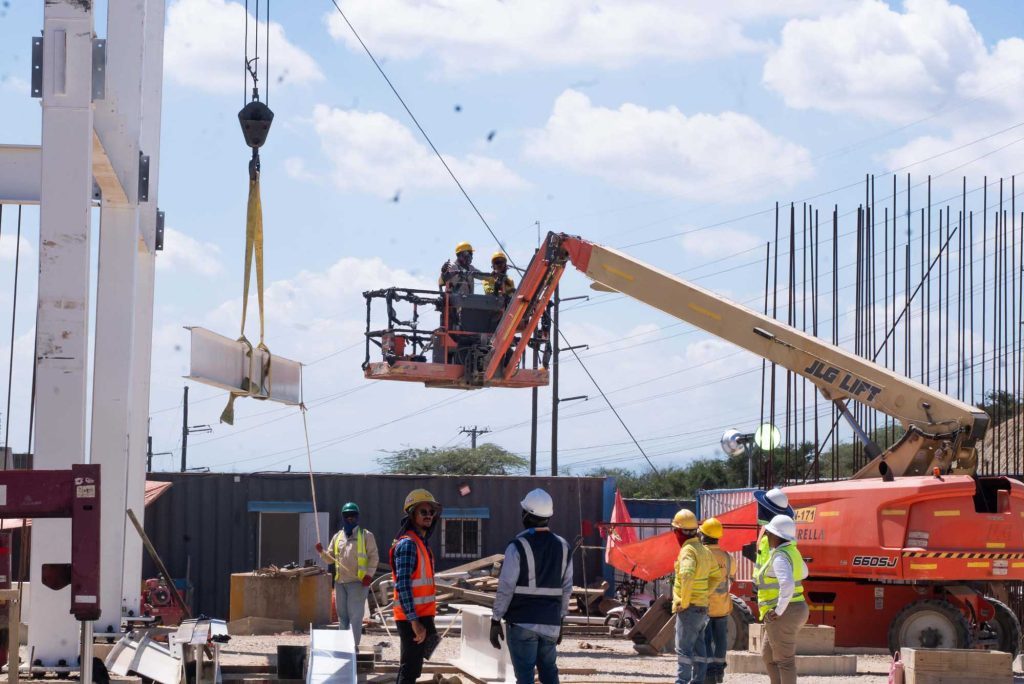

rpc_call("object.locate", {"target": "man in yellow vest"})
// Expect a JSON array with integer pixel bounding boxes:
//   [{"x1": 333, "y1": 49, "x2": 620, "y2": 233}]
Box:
[
  {"x1": 756, "y1": 515, "x2": 809, "y2": 684},
  {"x1": 390, "y1": 489, "x2": 442, "y2": 684},
  {"x1": 699, "y1": 517, "x2": 733, "y2": 684},
  {"x1": 671, "y1": 509, "x2": 721, "y2": 684},
  {"x1": 316, "y1": 502, "x2": 379, "y2": 647}
]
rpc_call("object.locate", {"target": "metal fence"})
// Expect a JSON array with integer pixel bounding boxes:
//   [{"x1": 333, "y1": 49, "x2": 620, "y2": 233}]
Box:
[{"x1": 697, "y1": 487, "x2": 757, "y2": 582}]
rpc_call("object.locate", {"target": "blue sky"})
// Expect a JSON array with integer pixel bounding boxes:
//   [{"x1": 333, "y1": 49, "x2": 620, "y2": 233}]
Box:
[{"x1": 1, "y1": 0, "x2": 1023, "y2": 475}]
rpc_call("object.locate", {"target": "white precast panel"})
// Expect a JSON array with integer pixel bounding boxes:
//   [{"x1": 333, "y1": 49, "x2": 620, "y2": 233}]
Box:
[{"x1": 31, "y1": 0, "x2": 95, "y2": 664}]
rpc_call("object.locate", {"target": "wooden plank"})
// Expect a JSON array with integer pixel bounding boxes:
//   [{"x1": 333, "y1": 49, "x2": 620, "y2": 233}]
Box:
[{"x1": 435, "y1": 554, "x2": 505, "y2": 578}]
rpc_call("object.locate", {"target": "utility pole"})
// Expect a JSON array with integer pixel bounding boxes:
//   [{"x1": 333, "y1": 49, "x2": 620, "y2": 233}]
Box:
[
  {"x1": 550, "y1": 285, "x2": 589, "y2": 476},
  {"x1": 460, "y1": 425, "x2": 491, "y2": 449},
  {"x1": 180, "y1": 385, "x2": 212, "y2": 472},
  {"x1": 180, "y1": 385, "x2": 189, "y2": 472},
  {"x1": 530, "y1": 347, "x2": 539, "y2": 475}
]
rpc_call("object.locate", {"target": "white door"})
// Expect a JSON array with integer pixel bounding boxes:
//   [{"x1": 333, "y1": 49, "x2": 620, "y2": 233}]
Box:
[{"x1": 299, "y1": 512, "x2": 331, "y2": 569}]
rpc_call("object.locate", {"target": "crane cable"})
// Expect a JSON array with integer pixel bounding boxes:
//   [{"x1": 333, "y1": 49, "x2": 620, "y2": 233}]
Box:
[{"x1": 222, "y1": 0, "x2": 275, "y2": 425}]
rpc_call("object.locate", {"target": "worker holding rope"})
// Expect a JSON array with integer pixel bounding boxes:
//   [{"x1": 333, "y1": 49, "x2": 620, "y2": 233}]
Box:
[{"x1": 316, "y1": 502, "x2": 379, "y2": 647}]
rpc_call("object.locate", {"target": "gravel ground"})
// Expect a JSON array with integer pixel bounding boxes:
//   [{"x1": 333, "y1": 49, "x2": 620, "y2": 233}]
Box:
[{"x1": 220, "y1": 633, "x2": 1024, "y2": 683}]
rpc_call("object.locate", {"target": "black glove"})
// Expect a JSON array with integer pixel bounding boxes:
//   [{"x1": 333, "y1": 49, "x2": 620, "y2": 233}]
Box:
[{"x1": 489, "y1": 620, "x2": 504, "y2": 649}]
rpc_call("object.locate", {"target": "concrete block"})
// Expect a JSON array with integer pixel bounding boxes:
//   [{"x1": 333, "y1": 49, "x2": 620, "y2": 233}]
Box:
[
  {"x1": 901, "y1": 647, "x2": 1011, "y2": 684},
  {"x1": 229, "y1": 572, "x2": 331, "y2": 627},
  {"x1": 726, "y1": 651, "x2": 857, "y2": 676},
  {"x1": 748, "y1": 623, "x2": 835, "y2": 655}
]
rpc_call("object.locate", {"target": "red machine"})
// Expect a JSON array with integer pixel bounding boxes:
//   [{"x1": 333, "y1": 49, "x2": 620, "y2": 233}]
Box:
[
  {"x1": 725, "y1": 474, "x2": 1024, "y2": 652},
  {"x1": 141, "y1": 578, "x2": 185, "y2": 626}
]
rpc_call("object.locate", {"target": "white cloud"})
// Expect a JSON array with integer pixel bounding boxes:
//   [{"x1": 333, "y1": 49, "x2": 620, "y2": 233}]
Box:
[
  {"x1": 305, "y1": 105, "x2": 528, "y2": 197},
  {"x1": 324, "y1": 0, "x2": 850, "y2": 76},
  {"x1": 681, "y1": 227, "x2": 762, "y2": 259},
  {"x1": 524, "y1": 90, "x2": 813, "y2": 201},
  {"x1": 165, "y1": 0, "x2": 323, "y2": 93},
  {"x1": 0, "y1": 233, "x2": 33, "y2": 262},
  {"x1": 764, "y1": 0, "x2": 1006, "y2": 124},
  {"x1": 157, "y1": 228, "x2": 224, "y2": 277}
]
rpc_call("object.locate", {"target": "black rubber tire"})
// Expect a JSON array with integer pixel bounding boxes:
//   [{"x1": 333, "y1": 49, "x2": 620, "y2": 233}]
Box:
[
  {"x1": 888, "y1": 599, "x2": 974, "y2": 653},
  {"x1": 726, "y1": 594, "x2": 755, "y2": 651},
  {"x1": 984, "y1": 596, "x2": 1022, "y2": 657}
]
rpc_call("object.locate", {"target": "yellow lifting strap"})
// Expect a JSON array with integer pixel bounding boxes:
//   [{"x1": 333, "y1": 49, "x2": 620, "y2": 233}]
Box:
[{"x1": 221, "y1": 169, "x2": 272, "y2": 425}]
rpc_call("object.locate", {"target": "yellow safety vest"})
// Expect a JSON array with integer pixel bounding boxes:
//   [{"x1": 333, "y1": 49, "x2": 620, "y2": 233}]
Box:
[
  {"x1": 672, "y1": 538, "x2": 721, "y2": 612},
  {"x1": 754, "y1": 542, "x2": 807, "y2": 619},
  {"x1": 331, "y1": 527, "x2": 369, "y2": 581},
  {"x1": 707, "y1": 545, "x2": 733, "y2": 618}
]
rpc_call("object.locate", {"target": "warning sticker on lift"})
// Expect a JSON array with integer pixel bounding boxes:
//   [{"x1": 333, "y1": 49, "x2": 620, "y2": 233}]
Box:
[
  {"x1": 794, "y1": 507, "x2": 816, "y2": 524},
  {"x1": 76, "y1": 484, "x2": 96, "y2": 499}
]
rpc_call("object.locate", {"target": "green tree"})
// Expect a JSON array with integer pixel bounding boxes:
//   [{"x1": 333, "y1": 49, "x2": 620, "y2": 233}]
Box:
[
  {"x1": 378, "y1": 443, "x2": 528, "y2": 475},
  {"x1": 978, "y1": 390, "x2": 1023, "y2": 427}
]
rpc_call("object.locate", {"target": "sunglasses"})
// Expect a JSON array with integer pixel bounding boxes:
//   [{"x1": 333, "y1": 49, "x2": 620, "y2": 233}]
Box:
[
  {"x1": 343, "y1": 512, "x2": 359, "y2": 519},
  {"x1": 415, "y1": 508, "x2": 436, "y2": 518},
  {"x1": 493, "y1": 260, "x2": 507, "y2": 266}
]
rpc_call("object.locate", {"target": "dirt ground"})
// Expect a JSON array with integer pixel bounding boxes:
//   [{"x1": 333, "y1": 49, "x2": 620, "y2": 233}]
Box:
[{"x1": 219, "y1": 633, "x2": 1024, "y2": 683}]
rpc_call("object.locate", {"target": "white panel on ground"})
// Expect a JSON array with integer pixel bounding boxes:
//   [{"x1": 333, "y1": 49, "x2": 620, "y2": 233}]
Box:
[
  {"x1": 186, "y1": 327, "x2": 302, "y2": 404},
  {"x1": 450, "y1": 604, "x2": 516, "y2": 683},
  {"x1": 0, "y1": 145, "x2": 41, "y2": 204},
  {"x1": 299, "y1": 513, "x2": 330, "y2": 569},
  {"x1": 30, "y1": 0, "x2": 95, "y2": 666},
  {"x1": 307, "y1": 629, "x2": 357, "y2": 684},
  {"x1": 106, "y1": 633, "x2": 181, "y2": 684}
]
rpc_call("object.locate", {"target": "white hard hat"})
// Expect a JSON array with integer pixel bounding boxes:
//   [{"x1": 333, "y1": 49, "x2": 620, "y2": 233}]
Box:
[
  {"x1": 521, "y1": 488, "x2": 554, "y2": 518},
  {"x1": 766, "y1": 488, "x2": 789, "y2": 509},
  {"x1": 764, "y1": 514, "x2": 797, "y2": 542}
]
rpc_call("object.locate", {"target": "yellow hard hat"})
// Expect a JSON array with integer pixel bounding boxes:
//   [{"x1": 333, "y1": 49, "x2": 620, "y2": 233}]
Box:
[
  {"x1": 699, "y1": 517, "x2": 724, "y2": 539},
  {"x1": 491, "y1": 251, "x2": 507, "y2": 263},
  {"x1": 455, "y1": 241, "x2": 474, "y2": 255},
  {"x1": 404, "y1": 488, "x2": 441, "y2": 514},
  {"x1": 671, "y1": 509, "x2": 698, "y2": 531}
]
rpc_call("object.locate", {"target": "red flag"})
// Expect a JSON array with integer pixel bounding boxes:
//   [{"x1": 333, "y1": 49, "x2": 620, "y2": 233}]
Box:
[
  {"x1": 606, "y1": 530, "x2": 681, "y2": 581},
  {"x1": 604, "y1": 490, "x2": 637, "y2": 564}
]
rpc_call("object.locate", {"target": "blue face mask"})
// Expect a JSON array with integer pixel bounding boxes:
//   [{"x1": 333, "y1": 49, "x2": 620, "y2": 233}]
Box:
[{"x1": 343, "y1": 515, "x2": 359, "y2": 535}]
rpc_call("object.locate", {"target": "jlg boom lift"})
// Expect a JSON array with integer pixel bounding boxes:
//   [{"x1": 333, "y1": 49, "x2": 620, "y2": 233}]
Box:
[{"x1": 365, "y1": 231, "x2": 1022, "y2": 653}]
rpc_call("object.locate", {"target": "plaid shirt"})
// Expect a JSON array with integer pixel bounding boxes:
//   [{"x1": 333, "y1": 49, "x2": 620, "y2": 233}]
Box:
[{"x1": 392, "y1": 533, "x2": 432, "y2": 620}]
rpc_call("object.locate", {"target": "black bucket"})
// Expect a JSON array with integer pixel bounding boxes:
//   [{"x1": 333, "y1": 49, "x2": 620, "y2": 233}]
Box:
[{"x1": 277, "y1": 645, "x2": 306, "y2": 680}]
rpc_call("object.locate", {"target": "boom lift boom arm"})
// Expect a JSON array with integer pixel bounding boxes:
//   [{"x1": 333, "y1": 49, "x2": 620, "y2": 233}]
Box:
[{"x1": 483, "y1": 233, "x2": 989, "y2": 478}]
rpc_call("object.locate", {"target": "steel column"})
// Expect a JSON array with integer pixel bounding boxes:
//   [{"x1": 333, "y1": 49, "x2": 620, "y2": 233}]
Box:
[{"x1": 30, "y1": 0, "x2": 96, "y2": 666}]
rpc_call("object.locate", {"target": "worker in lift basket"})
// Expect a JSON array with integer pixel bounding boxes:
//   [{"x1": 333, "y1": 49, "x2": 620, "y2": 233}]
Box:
[
  {"x1": 483, "y1": 251, "x2": 516, "y2": 299},
  {"x1": 699, "y1": 517, "x2": 733, "y2": 684},
  {"x1": 756, "y1": 515, "x2": 809, "y2": 684},
  {"x1": 315, "y1": 502, "x2": 379, "y2": 647},
  {"x1": 671, "y1": 508, "x2": 722, "y2": 684},
  {"x1": 439, "y1": 241, "x2": 484, "y2": 296},
  {"x1": 389, "y1": 489, "x2": 442, "y2": 684},
  {"x1": 488, "y1": 488, "x2": 573, "y2": 684}
]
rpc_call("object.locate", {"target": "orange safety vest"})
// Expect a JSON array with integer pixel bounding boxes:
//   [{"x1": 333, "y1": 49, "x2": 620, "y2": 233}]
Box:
[{"x1": 390, "y1": 531, "x2": 436, "y2": 620}]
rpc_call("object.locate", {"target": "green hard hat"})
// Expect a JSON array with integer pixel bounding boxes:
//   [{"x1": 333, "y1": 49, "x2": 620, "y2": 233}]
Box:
[{"x1": 341, "y1": 502, "x2": 360, "y2": 514}]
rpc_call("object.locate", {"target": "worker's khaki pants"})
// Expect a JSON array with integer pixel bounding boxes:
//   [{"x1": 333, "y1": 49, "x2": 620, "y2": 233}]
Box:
[{"x1": 761, "y1": 602, "x2": 809, "y2": 684}]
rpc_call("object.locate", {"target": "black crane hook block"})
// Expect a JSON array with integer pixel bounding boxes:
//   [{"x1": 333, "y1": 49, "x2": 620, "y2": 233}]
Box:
[{"x1": 239, "y1": 99, "x2": 274, "y2": 150}]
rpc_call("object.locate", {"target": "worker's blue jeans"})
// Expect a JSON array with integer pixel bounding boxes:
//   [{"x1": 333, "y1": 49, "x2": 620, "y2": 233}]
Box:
[
  {"x1": 703, "y1": 615, "x2": 729, "y2": 678},
  {"x1": 675, "y1": 606, "x2": 709, "y2": 684},
  {"x1": 335, "y1": 581, "x2": 368, "y2": 646},
  {"x1": 506, "y1": 624, "x2": 559, "y2": 684}
]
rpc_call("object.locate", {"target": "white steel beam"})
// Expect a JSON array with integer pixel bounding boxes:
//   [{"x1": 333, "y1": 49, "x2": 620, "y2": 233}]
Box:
[
  {"x1": 125, "y1": 0, "x2": 167, "y2": 616},
  {"x1": 0, "y1": 145, "x2": 41, "y2": 204},
  {"x1": 31, "y1": 0, "x2": 95, "y2": 667}
]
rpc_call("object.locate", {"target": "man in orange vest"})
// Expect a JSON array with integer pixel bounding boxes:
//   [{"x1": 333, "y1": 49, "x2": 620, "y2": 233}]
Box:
[{"x1": 390, "y1": 489, "x2": 442, "y2": 684}]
